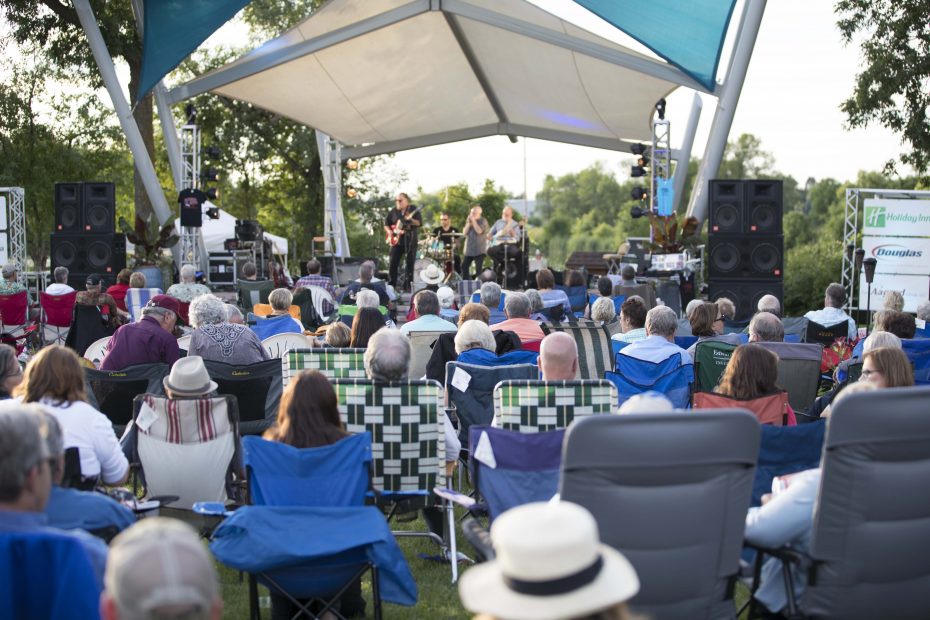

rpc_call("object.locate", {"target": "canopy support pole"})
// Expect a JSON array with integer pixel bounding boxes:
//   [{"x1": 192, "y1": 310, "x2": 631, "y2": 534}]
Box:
[
  {"x1": 686, "y1": 0, "x2": 767, "y2": 226},
  {"x1": 73, "y1": 0, "x2": 173, "y2": 227},
  {"x1": 672, "y1": 92, "x2": 703, "y2": 213},
  {"x1": 316, "y1": 133, "x2": 350, "y2": 259}
]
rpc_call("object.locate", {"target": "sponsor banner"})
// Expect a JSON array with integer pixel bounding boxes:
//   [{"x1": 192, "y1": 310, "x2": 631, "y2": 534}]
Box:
[
  {"x1": 857, "y1": 273, "x2": 930, "y2": 313},
  {"x1": 863, "y1": 198, "x2": 930, "y2": 237},
  {"x1": 862, "y1": 236, "x2": 930, "y2": 275}
]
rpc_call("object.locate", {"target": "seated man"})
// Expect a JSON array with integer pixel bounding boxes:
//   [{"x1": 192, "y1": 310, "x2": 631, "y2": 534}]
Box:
[
  {"x1": 338, "y1": 260, "x2": 391, "y2": 307},
  {"x1": 0, "y1": 403, "x2": 108, "y2": 583},
  {"x1": 251, "y1": 288, "x2": 305, "y2": 340},
  {"x1": 538, "y1": 332, "x2": 579, "y2": 380},
  {"x1": 757, "y1": 294, "x2": 782, "y2": 318},
  {"x1": 749, "y1": 311, "x2": 785, "y2": 343},
  {"x1": 479, "y1": 281, "x2": 507, "y2": 325},
  {"x1": 41, "y1": 411, "x2": 135, "y2": 537},
  {"x1": 45, "y1": 266, "x2": 75, "y2": 296},
  {"x1": 400, "y1": 290, "x2": 456, "y2": 335},
  {"x1": 294, "y1": 258, "x2": 336, "y2": 299},
  {"x1": 100, "y1": 295, "x2": 181, "y2": 370},
  {"x1": 101, "y1": 517, "x2": 222, "y2": 620},
  {"x1": 239, "y1": 261, "x2": 259, "y2": 281},
  {"x1": 0, "y1": 262, "x2": 30, "y2": 303},
  {"x1": 486, "y1": 206, "x2": 522, "y2": 274},
  {"x1": 166, "y1": 264, "x2": 212, "y2": 303},
  {"x1": 611, "y1": 296, "x2": 648, "y2": 344},
  {"x1": 804, "y1": 282, "x2": 857, "y2": 341},
  {"x1": 618, "y1": 305, "x2": 692, "y2": 367},
  {"x1": 77, "y1": 273, "x2": 126, "y2": 329},
  {"x1": 493, "y1": 292, "x2": 544, "y2": 343}
]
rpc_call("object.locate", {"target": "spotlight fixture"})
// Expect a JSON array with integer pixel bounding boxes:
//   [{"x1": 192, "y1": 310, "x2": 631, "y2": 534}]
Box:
[
  {"x1": 631, "y1": 165, "x2": 647, "y2": 178},
  {"x1": 631, "y1": 143, "x2": 647, "y2": 156},
  {"x1": 655, "y1": 98, "x2": 666, "y2": 120},
  {"x1": 637, "y1": 156, "x2": 650, "y2": 168},
  {"x1": 184, "y1": 103, "x2": 196, "y2": 125},
  {"x1": 631, "y1": 186, "x2": 648, "y2": 201},
  {"x1": 346, "y1": 159, "x2": 359, "y2": 170},
  {"x1": 201, "y1": 168, "x2": 220, "y2": 182},
  {"x1": 205, "y1": 207, "x2": 220, "y2": 220},
  {"x1": 202, "y1": 146, "x2": 220, "y2": 159},
  {"x1": 205, "y1": 188, "x2": 219, "y2": 201},
  {"x1": 630, "y1": 206, "x2": 649, "y2": 219}
]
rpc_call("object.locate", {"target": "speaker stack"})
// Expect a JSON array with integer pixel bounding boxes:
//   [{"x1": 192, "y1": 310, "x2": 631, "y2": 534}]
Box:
[
  {"x1": 51, "y1": 182, "x2": 125, "y2": 288},
  {"x1": 706, "y1": 180, "x2": 783, "y2": 321}
]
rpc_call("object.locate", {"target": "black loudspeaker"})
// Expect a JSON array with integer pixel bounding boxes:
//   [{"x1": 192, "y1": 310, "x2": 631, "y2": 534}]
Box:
[
  {"x1": 51, "y1": 233, "x2": 126, "y2": 281},
  {"x1": 708, "y1": 281, "x2": 784, "y2": 322},
  {"x1": 707, "y1": 235, "x2": 783, "y2": 280},
  {"x1": 745, "y1": 180, "x2": 782, "y2": 234},
  {"x1": 54, "y1": 183, "x2": 82, "y2": 233},
  {"x1": 81, "y1": 182, "x2": 116, "y2": 233},
  {"x1": 708, "y1": 180, "x2": 743, "y2": 234}
]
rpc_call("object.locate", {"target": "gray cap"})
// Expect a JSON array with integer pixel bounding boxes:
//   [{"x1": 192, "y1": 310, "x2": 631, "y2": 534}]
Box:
[{"x1": 1, "y1": 264, "x2": 17, "y2": 279}]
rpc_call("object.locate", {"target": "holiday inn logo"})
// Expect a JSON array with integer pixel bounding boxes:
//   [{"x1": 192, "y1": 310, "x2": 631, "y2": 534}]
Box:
[{"x1": 865, "y1": 206, "x2": 886, "y2": 228}]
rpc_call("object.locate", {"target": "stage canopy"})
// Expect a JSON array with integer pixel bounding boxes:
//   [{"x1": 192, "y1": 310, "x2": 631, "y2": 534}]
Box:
[{"x1": 166, "y1": 0, "x2": 718, "y2": 159}]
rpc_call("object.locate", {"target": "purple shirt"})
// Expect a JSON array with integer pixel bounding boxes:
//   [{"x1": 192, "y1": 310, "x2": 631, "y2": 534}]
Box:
[{"x1": 99, "y1": 316, "x2": 180, "y2": 370}]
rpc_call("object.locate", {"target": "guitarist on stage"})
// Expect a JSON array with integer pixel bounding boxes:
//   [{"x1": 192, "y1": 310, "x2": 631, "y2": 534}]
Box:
[{"x1": 384, "y1": 192, "x2": 422, "y2": 290}]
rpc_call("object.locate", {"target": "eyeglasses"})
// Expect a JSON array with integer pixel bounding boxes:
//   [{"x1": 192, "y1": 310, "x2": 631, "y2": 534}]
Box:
[
  {"x1": 715, "y1": 316, "x2": 725, "y2": 322},
  {"x1": 860, "y1": 369, "x2": 883, "y2": 379}
]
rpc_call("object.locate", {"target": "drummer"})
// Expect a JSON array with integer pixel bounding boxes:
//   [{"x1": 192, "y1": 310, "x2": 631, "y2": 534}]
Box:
[
  {"x1": 487, "y1": 206, "x2": 522, "y2": 272},
  {"x1": 432, "y1": 212, "x2": 462, "y2": 274}
]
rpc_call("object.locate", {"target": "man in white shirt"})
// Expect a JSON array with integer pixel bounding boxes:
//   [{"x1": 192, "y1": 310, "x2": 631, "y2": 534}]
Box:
[
  {"x1": 804, "y1": 283, "x2": 857, "y2": 341},
  {"x1": 618, "y1": 305, "x2": 692, "y2": 367},
  {"x1": 611, "y1": 296, "x2": 649, "y2": 344},
  {"x1": 45, "y1": 267, "x2": 75, "y2": 296}
]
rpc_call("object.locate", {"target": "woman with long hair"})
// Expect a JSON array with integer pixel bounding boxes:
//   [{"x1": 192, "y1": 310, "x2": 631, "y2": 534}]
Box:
[
  {"x1": 16, "y1": 344, "x2": 128, "y2": 484},
  {"x1": 860, "y1": 346, "x2": 914, "y2": 389},
  {"x1": 0, "y1": 343, "x2": 22, "y2": 399},
  {"x1": 349, "y1": 307, "x2": 385, "y2": 349},
  {"x1": 711, "y1": 343, "x2": 796, "y2": 425}
]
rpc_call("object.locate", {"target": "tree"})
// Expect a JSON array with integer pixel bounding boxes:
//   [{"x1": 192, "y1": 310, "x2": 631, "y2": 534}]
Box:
[{"x1": 836, "y1": 0, "x2": 930, "y2": 177}]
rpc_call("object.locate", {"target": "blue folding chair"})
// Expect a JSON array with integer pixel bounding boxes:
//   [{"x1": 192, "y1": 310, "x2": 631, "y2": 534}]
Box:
[
  {"x1": 209, "y1": 433, "x2": 416, "y2": 619},
  {"x1": 588, "y1": 293, "x2": 626, "y2": 315},
  {"x1": 902, "y1": 338, "x2": 930, "y2": 385},
  {"x1": 558, "y1": 284, "x2": 588, "y2": 317},
  {"x1": 752, "y1": 420, "x2": 826, "y2": 507},
  {"x1": 607, "y1": 353, "x2": 694, "y2": 408}
]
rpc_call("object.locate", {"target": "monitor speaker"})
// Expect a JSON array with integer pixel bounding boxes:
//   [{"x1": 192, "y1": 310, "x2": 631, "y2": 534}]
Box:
[
  {"x1": 51, "y1": 233, "x2": 126, "y2": 281},
  {"x1": 708, "y1": 281, "x2": 783, "y2": 322},
  {"x1": 707, "y1": 235, "x2": 783, "y2": 280}
]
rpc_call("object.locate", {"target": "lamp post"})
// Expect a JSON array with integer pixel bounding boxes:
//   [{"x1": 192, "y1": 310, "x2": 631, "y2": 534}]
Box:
[
  {"x1": 863, "y1": 257, "x2": 877, "y2": 336},
  {"x1": 854, "y1": 248, "x2": 865, "y2": 328}
]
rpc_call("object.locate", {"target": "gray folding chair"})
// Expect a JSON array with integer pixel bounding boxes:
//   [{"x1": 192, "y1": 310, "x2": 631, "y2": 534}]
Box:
[
  {"x1": 560, "y1": 411, "x2": 760, "y2": 620},
  {"x1": 756, "y1": 342, "x2": 823, "y2": 413},
  {"x1": 407, "y1": 330, "x2": 447, "y2": 380},
  {"x1": 203, "y1": 358, "x2": 282, "y2": 435}
]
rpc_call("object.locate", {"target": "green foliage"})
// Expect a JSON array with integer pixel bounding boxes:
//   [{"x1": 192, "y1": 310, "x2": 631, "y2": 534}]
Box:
[
  {"x1": 118, "y1": 212, "x2": 179, "y2": 266},
  {"x1": 836, "y1": 0, "x2": 930, "y2": 177},
  {"x1": 784, "y1": 237, "x2": 845, "y2": 316}
]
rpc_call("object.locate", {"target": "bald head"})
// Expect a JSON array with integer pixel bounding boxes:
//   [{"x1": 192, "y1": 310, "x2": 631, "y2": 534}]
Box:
[{"x1": 539, "y1": 332, "x2": 578, "y2": 381}]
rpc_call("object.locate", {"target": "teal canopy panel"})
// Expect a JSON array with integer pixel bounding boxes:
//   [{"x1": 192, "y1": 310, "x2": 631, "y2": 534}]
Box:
[
  {"x1": 572, "y1": 0, "x2": 736, "y2": 91},
  {"x1": 138, "y1": 0, "x2": 252, "y2": 99}
]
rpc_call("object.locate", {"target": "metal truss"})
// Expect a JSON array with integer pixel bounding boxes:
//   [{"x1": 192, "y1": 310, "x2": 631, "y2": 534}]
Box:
[{"x1": 0, "y1": 188, "x2": 26, "y2": 282}]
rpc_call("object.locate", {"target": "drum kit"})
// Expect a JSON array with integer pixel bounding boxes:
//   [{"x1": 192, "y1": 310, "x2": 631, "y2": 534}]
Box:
[{"x1": 417, "y1": 232, "x2": 465, "y2": 285}]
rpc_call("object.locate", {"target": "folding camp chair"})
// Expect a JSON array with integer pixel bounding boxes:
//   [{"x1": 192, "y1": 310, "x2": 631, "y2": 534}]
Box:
[
  {"x1": 745, "y1": 386, "x2": 930, "y2": 619},
  {"x1": 588, "y1": 293, "x2": 626, "y2": 316},
  {"x1": 331, "y1": 379, "x2": 461, "y2": 581},
  {"x1": 210, "y1": 433, "x2": 416, "y2": 620},
  {"x1": 902, "y1": 337, "x2": 930, "y2": 384},
  {"x1": 203, "y1": 358, "x2": 282, "y2": 435},
  {"x1": 282, "y1": 348, "x2": 367, "y2": 387},
  {"x1": 176, "y1": 334, "x2": 191, "y2": 352},
  {"x1": 306, "y1": 285, "x2": 338, "y2": 324},
  {"x1": 493, "y1": 379, "x2": 617, "y2": 433},
  {"x1": 756, "y1": 341, "x2": 823, "y2": 413},
  {"x1": 693, "y1": 339, "x2": 738, "y2": 392},
  {"x1": 261, "y1": 332, "x2": 313, "y2": 359},
  {"x1": 237, "y1": 279, "x2": 274, "y2": 313},
  {"x1": 751, "y1": 420, "x2": 825, "y2": 507},
  {"x1": 607, "y1": 353, "x2": 693, "y2": 408},
  {"x1": 129, "y1": 394, "x2": 243, "y2": 512},
  {"x1": 456, "y1": 279, "x2": 480, "y2": 308},
  {"x1": 0, "y1": 530, "x2": 102, "y2": 619},
  {"x1": 82, "y1": 336, "x2": 111, "y2": 368},
  {"x1": 541, "y1": 322, "x2": 614, "y2": 380},
  {"x1": 0, "y1": 290, "x2": 29, "y2": 338},
  {"x1": 39, "y1": 291, "x2": 76, "y2": 346},
  {"x1": 693, "y1": 390, "x2": 794, "y2": 426},
  {"x1": 612, "y1": 283, "x2": 656, "y2": 309},
  {"x1": 782, "y1": 317, "x2": 808, "y2": 342},
  {"x1": 561, "y1": 411, "x2": 760, "y2": 619},
  {"x1": 66, "y1": 304, "x2": 114, "y2": 358},
  {"x1": 556, "y1": 284, "x2": 588, "y2": 317},
  {"x1": 445, "y1": 362, "x2": 539, "y2": 444},
  {"x1": 251, "y1": 303, "x2": 302, "y2": 320},
  {"x1": 804, "y1": 319, "x2": 850, "y2": 346},
  {"x1": 85, "y1": 362, "x2": 169, "y2": 434},
  {"x1": 125, "y1": 287, "x2": 163, "y2": 322},
  {"x1": 407, "y1": 330, "x2": 447, "y2": 380}
]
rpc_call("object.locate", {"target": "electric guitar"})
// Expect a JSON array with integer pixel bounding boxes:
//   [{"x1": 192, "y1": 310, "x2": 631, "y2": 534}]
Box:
[{"x1": 385, "y1": 204, "x2": 424, "y2": 246}]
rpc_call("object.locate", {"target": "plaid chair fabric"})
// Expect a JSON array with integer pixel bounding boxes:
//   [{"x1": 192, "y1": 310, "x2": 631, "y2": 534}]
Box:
[
  {"x1": 332, "y1": 379, "x2": 446, "y2": 494},
  {"x1": 494, "y1": 380, "x2": 618, "y2": 433},
  {"x1": 135, "y1": 394, "x2": 236, "y2": 443},
  {"x1": 282, "y1": 348, "x2": 367, "y2": 386},
  {"x1": 541, "y1": 323, "x2": 614, "y2": 380},
  {"x1": 456, "y1": 279, "x2": 481, "y2": 308}
]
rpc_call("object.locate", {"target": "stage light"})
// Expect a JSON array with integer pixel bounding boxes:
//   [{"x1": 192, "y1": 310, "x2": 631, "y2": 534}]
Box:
[
  {"x1": 631, "y1": 143, "x2": 647, "y2": 155},
  {"x1": 202, "y1": 146, "x2": 220, "y2": 159},
  {"x1": 205, "y1": 188, "x2": 219, "y2": 201},
  {"x1": 201, "y1": 168, "x2": 220, "y2": 182},
  {"x1": 184, "y1": 104, "x2": 196, "y2": 124},
  {"x1": 631, "y1": 166, "x2": 647, "y2": 178},
  {"x1": 631, "y1": 186, "x2": 648, "y2": 201},
  {"x1": 637, "y1": 156, "x2": 650, "y2": 168},
  {"x1": 205, "y1": 207, "x2": 220, "y2": 220},
  {"x1": 346, "y1": 187, "x2": 357, "y2": 198},
  {"x1": 346, "y1": 159, "x2": 358, "y2": 170},
  {"x1": 630, "y1": 206, "x2": 649, "y2": 219},
  {"x1": 655, "y1": 98, "x2": 666, "y2": 120}
]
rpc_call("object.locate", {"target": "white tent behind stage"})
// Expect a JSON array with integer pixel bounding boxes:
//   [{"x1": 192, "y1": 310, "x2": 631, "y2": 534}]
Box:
[{"x1": 173, "y1": 204, "x2": 289, "y2": 257}]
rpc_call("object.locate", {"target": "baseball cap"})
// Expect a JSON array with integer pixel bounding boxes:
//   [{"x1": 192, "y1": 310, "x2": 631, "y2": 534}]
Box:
[
  {"x1": 147, "y1": 294, "x2": 181, "y2": 315},
  {"x1": 105, "y1": 517, "x2": 219, "y2": 619},
  {"x1": 1, "y1": 264, "x2": 17, "y2": 279},
  {"x1": 85, "y1": 273, "x2": 104, "y2": 286}
]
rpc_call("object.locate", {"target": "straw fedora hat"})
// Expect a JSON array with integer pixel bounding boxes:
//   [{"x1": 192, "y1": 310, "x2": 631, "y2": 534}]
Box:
[
  {"x1": 163, "y1": 356, "x2": 218, "y2": 396},
  {"x1": 420, "y1": 263, "x2": 445, "y2": 285},
  {"x1": 458, "y1": 502, "x2": 639, "y2": 620}
]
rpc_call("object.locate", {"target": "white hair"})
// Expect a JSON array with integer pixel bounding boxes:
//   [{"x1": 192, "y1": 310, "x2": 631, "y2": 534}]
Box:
[
  {"x1": 454, "y1": 320, "x2": 495, "y2": 354},
  {"x1": 685, "y1": 299, "x2": 703, "y2": 319},
  {"x1": 618, "y1": 392, "x2": 675, "y2": 415},
  {"x1": 180, "y1": 263, "x2": 197, "y2": 282},
  {"x1": 188, "y1": 294, "x2": 226, "y2": 327},
  {"x1": 862, "y1": 330, "x2": 902, "y2": 353},
  {"x1": 590, "y1": 297, "x2": 616, "y2": 323},
  {"x1": 268, "y1": 288, "x2": 293, "y2": 311},
  {"x1": 356, "y1": 289, "x2": 380, "y2": 309}
]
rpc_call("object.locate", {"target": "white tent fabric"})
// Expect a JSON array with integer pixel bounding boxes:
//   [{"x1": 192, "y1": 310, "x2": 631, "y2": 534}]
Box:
[
  {"x1": 173, "y1": 205, "x2": 289, "y2": 255},
  {"x1": 167, "y1": 0, "x2": 704, "y2": 158}
]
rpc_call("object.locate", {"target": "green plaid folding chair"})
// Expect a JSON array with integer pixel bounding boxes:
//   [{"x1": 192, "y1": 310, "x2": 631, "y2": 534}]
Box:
[
  {"x1": 494, "y1": 380, "x2": 618, "y2": 433},
  {"x1": 332, "y1": 378, "x2": 461, "y2": 582},
  {"x1": 541, "y1": 323, "x2": 614, "y2": 379},
  {"x1": 282, "y1": 348, "x2": 367, "y2": 387}
]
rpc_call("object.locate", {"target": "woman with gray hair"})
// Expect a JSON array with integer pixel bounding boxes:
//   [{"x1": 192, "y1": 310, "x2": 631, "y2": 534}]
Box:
[
  {"x1": 251, "y1": 288, "x2": 305, "y2": 340},
  {"x1": 188, "y1": 294, "x2": 267, "y2": 365},
  {"x1": 455, "y1": 320, "x2": 539, "y2": 367},
  {"x1": 590, "y1": 296, "x2": 617, "y2": 324},
  {"x1": 524, "y1": 288, "x2": 548, "y2": 322},
  {"x1": 165, "y1": 264, "x2": 211, "y2": 302}
]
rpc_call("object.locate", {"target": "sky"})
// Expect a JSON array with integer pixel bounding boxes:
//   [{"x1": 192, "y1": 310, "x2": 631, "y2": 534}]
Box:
[{"x1": 385, "y1": 0, "x2": 907, "y2": 200}]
